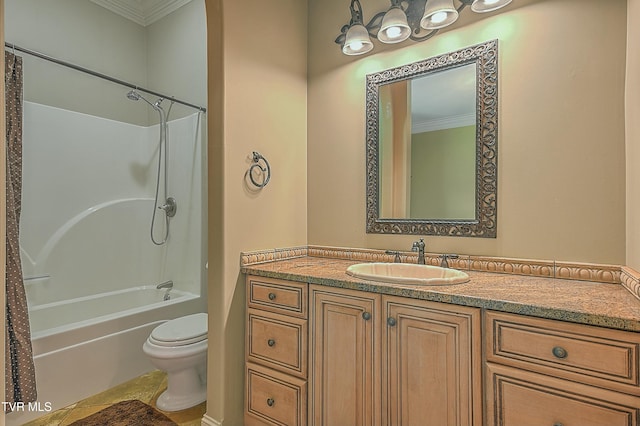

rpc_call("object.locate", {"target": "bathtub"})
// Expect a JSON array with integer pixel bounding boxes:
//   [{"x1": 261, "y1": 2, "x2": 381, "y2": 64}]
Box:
[{"x1": 6, "y1": 286, "x2": 204, "y2": 425}]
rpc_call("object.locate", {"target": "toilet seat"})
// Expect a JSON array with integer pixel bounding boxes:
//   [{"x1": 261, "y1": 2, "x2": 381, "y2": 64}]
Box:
[{"x1": 150, "y1": 313, "x2": 207, "y2": 347}]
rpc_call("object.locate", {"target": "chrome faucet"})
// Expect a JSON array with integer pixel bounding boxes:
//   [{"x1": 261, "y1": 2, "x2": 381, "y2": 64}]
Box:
[
  {"x1": 439, "y1": 254, "x2": 459, "y2": 268},
  {"x1": 157, "y1": 280, "x2": 173, "y2": 290},
  {"x1": 411, "y1": 239, "x2": 426, "y2": 265},
  {"x1": 157, "y1": 280, "x2": 173, "y2": 301}
]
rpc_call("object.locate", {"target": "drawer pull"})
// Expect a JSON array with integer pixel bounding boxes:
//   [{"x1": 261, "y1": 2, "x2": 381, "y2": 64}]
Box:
[
  {"x1": 552, "y1": 346, "x2": 568, "y2": 359},
  {"x1": 362, "y1": 312, "x2": 371, "y2": 321},
  {"x1": 267, "y1": 339, "x2": 276, "y2": 347},
  {"x1": 387, "y1": 317, "x2": 397, "y2": 327},
  {"x1": 268, "y1": 292, "x2": 277, "y2": 300},
  {"x1": 266, "y1": 398, "x2": 275, "y2": 407},
  {"x1": 553, "y1": 423, "x2": 564, "y2": 426}
]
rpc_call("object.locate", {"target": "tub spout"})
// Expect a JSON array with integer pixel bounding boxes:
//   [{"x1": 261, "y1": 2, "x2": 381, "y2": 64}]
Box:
[{"x1": 157, "y1": 280, "x2": 173, "y2": 290}]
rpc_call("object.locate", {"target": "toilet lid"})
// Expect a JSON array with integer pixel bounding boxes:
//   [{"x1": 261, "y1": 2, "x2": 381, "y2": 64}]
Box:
[{"x1": 150, "y1": 313, "x2": 208, "y2": 347}]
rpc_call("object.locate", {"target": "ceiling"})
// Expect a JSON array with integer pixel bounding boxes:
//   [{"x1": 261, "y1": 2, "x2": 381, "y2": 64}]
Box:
[
  {"x1": 90, "y1": 0, "x2": 193, "y2": 26},
  {"x1": 411, "y1": 63, "x2": 477, "y2": 133}
]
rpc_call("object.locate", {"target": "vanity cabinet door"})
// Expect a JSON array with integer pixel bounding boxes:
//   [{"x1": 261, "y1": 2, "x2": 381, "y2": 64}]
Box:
[
  {"x1": 309, "y1": 285, "x2": 382, "y2": 426},
  {"x1": 382, "y1": 296, "x2": 482, "y2": 426}
]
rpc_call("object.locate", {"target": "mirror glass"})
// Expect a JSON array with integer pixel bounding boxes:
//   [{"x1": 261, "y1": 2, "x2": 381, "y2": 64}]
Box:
[
  {"x1": 378, "y1": 63, "x2": 477, "y2": 220},
  {"x1": 366, "y1": 40, "x2": 498, "y2": 237}
]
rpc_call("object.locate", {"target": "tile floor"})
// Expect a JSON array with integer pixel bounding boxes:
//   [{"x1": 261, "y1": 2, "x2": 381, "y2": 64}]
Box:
[{"x1": 23, "y1": 370, "x2": 206, "y2": 426}]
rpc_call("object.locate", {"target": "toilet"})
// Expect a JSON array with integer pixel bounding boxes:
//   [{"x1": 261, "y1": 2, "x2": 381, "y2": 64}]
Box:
[{"x1": 143, "y1": 312, "x2": 208, "y2": 412}]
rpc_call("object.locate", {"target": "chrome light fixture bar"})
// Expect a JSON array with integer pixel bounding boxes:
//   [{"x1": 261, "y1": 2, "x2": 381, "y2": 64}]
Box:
[{"x1": 336, "y1": 0, "x2": 512, "y2": 55}]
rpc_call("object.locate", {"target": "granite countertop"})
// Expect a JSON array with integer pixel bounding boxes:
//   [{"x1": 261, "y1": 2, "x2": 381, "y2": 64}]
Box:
[{"x1": 242, "y1": 256, "x2": 640, "y2": 332}]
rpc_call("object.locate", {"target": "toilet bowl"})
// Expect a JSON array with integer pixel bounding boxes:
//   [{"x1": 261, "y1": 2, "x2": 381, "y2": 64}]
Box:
[{"x1": 143, "y1": 312, "x2": 208, "y2": 412}]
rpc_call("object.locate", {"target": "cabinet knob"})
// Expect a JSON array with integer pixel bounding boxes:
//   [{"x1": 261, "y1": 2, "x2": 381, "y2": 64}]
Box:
[
  {"x1": 552, "y1": 346, "x2": 568, "y2": 359},
  {"x1": 362, "y1": 312, "x2": 371, "y2": 321},
  {"x1": 268, "y1": 292, "x2": 277, "y2": 300},
  {"x1": 387, "y1": 317, "x2": 397, "y2": 327},
  {"x1": 266, "y1": 398, "x2": 275, "y2": 407},
  {"x1": 267, "y1": 339, "x2": 276, "y2": 347}
]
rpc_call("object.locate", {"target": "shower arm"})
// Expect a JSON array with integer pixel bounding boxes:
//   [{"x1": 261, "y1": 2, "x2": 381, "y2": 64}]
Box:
[{"x1": 4, "y1": 42, "x2": 206, "y2": 113}]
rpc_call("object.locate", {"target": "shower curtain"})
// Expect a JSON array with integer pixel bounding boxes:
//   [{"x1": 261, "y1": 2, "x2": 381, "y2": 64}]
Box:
[{"x1": 4, "y1": 51, "x2": 37, "y2": 405}]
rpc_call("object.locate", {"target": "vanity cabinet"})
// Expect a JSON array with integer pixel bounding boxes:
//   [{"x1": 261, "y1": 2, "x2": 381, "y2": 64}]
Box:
[
  {"x1": 308, "y1": 285, "x2": 481, "y2": 426},
  {"x1": 245, "y1": 273, "x2": 640, "y2": 426},
  {"x1": 485, "y1": 311, "x2": 640, "y2": 426}
]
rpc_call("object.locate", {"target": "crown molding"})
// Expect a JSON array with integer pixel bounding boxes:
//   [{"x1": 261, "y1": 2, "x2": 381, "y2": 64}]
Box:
[
  {"x1": 412, "y1": 112, "x2": 476, "y2": 134},
  {"x1": 90, "y1": 0, "x2": 193, "y2": 26}
]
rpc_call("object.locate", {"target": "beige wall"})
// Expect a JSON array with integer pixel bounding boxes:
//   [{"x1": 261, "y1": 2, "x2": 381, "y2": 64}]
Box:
[
  {"x1": 205, "y1": 0, "x2": 308, "y2": 424},
  {"x1": 308, "y1": 0, "x2": 627, "y2": 264},
  {"x1": 626, "y1": 0, "x2": 640, "y2": 270},
  {"x1": 379, "y1": 81, "x2": 411, "y2": 217}
]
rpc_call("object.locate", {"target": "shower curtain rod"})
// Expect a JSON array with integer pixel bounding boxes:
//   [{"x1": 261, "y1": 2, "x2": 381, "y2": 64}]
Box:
[{"x1": 4, "y1": 42, "x2": 207, "y2": 113}]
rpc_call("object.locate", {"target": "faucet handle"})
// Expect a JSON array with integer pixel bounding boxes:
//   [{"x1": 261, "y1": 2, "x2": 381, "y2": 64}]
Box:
[
  {"x1": 411, "y1": 238, "x2": 425, "y2": 251},
  {"x1": 385, "y1": 250, "x2": 401, "y2": 263},
  {"x1": 439, "y1": 254, "x2": 459, "y2": 268}
]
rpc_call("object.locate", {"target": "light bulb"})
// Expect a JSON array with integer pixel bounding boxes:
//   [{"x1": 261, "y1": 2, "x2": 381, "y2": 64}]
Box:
[
  {"x1": 350, "y1": 41, "x2": 364, "y2": 51},
  {"x1": 384, "y1": 26, "x2": 403, "y2": 40},
  {"x1": 431, "y1": 11, "x2": 448, "y2": 24}
]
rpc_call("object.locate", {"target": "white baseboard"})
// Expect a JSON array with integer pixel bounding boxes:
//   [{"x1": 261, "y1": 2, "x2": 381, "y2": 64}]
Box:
[{"x1": 201, "y1": 414, "x2": 223, "y2": 426}]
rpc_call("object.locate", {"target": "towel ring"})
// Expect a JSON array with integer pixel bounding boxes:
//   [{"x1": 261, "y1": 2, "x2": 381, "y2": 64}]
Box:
[{"x1": 249, "y1": 151, "x2": 271, "y2": 188}]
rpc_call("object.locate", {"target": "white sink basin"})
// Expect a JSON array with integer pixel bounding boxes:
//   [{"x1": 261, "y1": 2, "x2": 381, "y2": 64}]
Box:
[{"x1": 346, "y1": 262, "x2": 470, "y2": 286}]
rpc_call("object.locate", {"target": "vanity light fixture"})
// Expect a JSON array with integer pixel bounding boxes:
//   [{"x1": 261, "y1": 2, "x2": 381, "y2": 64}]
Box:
[{"x1": 336, "y1": 0, "x2": 513, "y2": 55}]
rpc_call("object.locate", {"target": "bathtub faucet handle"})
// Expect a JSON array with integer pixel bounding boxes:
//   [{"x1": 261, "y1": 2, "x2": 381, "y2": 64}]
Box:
[{"x1": 158, "y1": 197, "x2": 177, "y2": 218}]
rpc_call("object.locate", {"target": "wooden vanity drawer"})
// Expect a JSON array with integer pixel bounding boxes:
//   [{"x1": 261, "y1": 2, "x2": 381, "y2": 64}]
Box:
[
  {"x1": 247, "y1": 275, "x2": 308, "y2": 318},
  {"x1": 245, "y1": 362, "x2": 307, "y2": 426},
  {"x1": 485, "y1": 310, "x2": 640, "y2": 395},
  {"x1": 486, "y1": 363, "x2": 640, "y2": 426},
  {"x1": 247, "y1": 309, "x2": 307, "y2": 378}
]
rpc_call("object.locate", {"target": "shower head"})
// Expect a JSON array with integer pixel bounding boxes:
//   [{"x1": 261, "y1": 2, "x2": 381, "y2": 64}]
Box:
[
  {"x1": 126, "y1": 90, "x2": 141, "y2": 101},
  {"x1": 126, "y1": 90, "x2": 163, "y2": 111}
]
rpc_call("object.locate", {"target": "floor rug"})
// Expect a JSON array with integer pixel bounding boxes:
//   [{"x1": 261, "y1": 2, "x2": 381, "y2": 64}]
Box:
[{"x1": 69, "y1": 399, "x2": 177, "y2": 426}]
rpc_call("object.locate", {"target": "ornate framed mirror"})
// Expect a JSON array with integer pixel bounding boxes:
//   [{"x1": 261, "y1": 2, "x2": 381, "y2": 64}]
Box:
[{"x1": 366, "y1": 39, "x2": 498, "y2": 237}]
